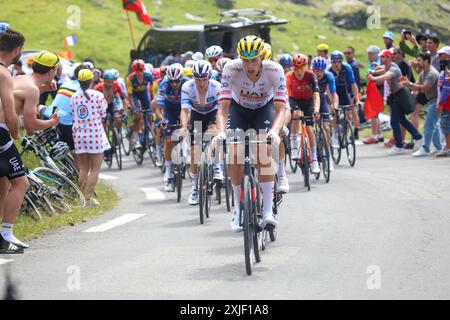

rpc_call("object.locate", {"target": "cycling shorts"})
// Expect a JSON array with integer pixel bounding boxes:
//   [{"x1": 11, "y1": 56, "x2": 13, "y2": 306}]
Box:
[
  {"x1": 289, "y1": 97, "x2": 314, "y2": 126},
  {"x1": 0, "y1": 126, "x2": 26, "y2": 180},
  {"x1": 57, "y1": 123, "x2": 75, "y2": 151},
  {"x1": 163, "y1": 104, "x2": 181, "y2": 138},
  {"x1": 189, "y1": 110, "x2": 217, "y2": 146},
  {"x1": 319, "y1": 98, "x2": 330, "y2": 123},
  {"x1": 132, "y1": 91, "x2": 151, "y2": 113},
  {"x1": 227, "y1": 99, "x2": 274, "y2": 134}
]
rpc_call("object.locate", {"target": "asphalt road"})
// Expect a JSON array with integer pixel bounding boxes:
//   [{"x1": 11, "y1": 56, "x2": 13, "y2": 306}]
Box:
[{"x1": 1, "y1": 143, "x2": 449, "y2": 300}]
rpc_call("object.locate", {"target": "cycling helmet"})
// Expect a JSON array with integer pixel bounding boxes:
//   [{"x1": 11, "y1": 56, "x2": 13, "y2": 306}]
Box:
[
  {"x1": 317, "y1": 43, "x2": 330, "y2": 51},
  {"x1": 263, "y1": 43, "x2": 272, "y2": 60},
  {"x1": 311, "y1": 56, "x2": 328, "y2": 70},
  {"x1": 279, "y1": 54, "x2": 292, "y2": 67},
  {"x1": 366, "y1": 45, "x2": 381, "y2": 54},
  {"x1": 192, "y1": 52, "x2": 204, "y2": 61},
  {"x1": 166, "y1": 63, "x2": 184, "y2": 81},
  {"x1": 152, "y1": 67, "x2": 161, "y2": 79},
  {"x1": 103, "y1": 69, "x2": 116, "y2": 80},
  {"x1": 330, "y1": 50, "x2": 344, "y2": 61},
  {"x1": 216, "y1": 57, "x2": 231, "y2": 73},
  {"x1": 77, "y1": 69, "x2": 94, "y2": 81},
  {"x1": 83, "y1": 61, "x2": 94, "y2": 70},
  {"x1": 160, "y1": 65, "x2": 168, "y2": 75},
  {"x1": 132, "y1": 59, "x2": 145, "y2": 72},
  {"x1": 291, "y1": 53, "x2": 309, "y2": 68},
  {"x1": 192, "y1": 60, "x2": 212, "y2": 79},
  {"x1": 50, "y1": 141, "x2": 70, "y2": 161},
  {"x1": 237, "y1": 35, "x2": 265, "y2": 60},
  {"x1": 111, "y1": 68, "x2": 120, "y2": 78},
  {"x1": 145, "y1": 63, "x2": 154, "y2": 73},
  {"x1": 33, "y1": 51, "x2": 60, "y2": 68},
  {"x1": 185, "y1": 60, "x2": 195, "y2": 68},
  {"x1": 205, "y1": 45, "x2": 223, "y2": 59}
]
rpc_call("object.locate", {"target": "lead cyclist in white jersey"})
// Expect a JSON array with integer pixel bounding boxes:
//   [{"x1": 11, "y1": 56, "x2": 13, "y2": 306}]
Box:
[
  {"x1": 179, "y1": 60, "x2": 224, "y2": 206},
  {"x1": 213, "y1": 35, "x2": 287, "y2": 232}
]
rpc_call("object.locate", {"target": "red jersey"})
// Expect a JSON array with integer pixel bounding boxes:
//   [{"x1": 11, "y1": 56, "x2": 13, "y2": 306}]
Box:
[
  {"x1": 286, "y1": 70, "x2": 319, "y2": 101},
  {"x1": 94, "y1": 81, "x2": 125, "y2": 99}
]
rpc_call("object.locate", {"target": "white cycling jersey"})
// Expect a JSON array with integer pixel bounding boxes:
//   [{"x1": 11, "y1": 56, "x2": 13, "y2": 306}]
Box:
[
  {"x1": 219, "y1": 59, "x2": 287, "y2": 110},
  {"x1": 181, "y1": 79, "x2": 221, "y2": 115}
]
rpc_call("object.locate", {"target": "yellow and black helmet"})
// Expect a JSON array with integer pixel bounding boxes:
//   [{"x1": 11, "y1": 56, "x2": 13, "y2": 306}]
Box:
[
  {"x1": 237, "y1": 35, "x2": 265, "y2": 60},
  {"x1": 77, "y1": 69, "x2": 94, "y2": 82},
  {"x1": 33, "y1": 51, "x2": 60, "y2": 68},
  {"x1": 263, "y1": 43, "x2": 272, "y2": 60}
]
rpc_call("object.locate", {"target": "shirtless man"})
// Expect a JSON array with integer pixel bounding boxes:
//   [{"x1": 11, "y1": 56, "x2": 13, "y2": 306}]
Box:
[
  {"x1": 2, "y1": 50, "x2": 60, "y2": 251},
  {"x1": 0, "y1": 25, "x2": 28, "y2": 253}
]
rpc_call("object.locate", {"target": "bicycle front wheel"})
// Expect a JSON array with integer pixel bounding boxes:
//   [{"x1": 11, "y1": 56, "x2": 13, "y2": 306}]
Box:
[
  {"x1": 113, "y1": 128, "x2": 122, "y2": 170},
  {"x1": 345, "y1": 120, "x2": 356, "y2": 167},
  {"x1": 242, "y1": 175, "x2": 254, "y2": 276}
]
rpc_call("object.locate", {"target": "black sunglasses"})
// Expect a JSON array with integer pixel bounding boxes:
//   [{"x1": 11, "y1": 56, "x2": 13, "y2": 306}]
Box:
[
  {"x1": 344, "y1": 52, "x2": 353, "y2": 55},
  {"x1": 169, "y1": 79, "x2": 180, "y2": 83}
]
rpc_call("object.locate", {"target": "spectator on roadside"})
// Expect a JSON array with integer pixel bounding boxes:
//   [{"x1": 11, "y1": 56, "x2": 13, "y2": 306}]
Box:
[
  {"x1": 363, "y1": 45, "x2": 385, "y2": 144},
  {"x1": 70, "y1": 69, "x2": 110, "y2": 206},
  {"x1": 10, "y1": 60, "x2": 24, "y2": 77},
  {"x1": 401, "y1": 53, "x2": 443, "y2": 156},
  {"x1": 345, "y1": 46, "x2": 361, "y2": 90},
  {"x1": 427, "y1": 36, "x2": 441, "y2": 71},
  {"x1": 436, "y1": 46, "x2": 450, "y2": 157},
  {"x1": 39, "y1": 63, "x2": 66, "y2": 105},
  {"x1": 160, "y1": 49, "x2": 175, "y2": 66},
  {"x1": 399, "y1": 30, "x2": 427, "y2": 58},
  {"x1": 181, "y1": 51, "x2": 193, "y2": 65},
  {"x1": 383, "y1": 31, "x2": 395, "y2": 50},
  {"x1": 368, "y1": 49, "x2": 423, "y2": 155}
]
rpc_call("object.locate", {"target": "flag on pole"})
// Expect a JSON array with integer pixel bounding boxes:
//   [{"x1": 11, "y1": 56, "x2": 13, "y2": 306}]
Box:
[
  {"x1": 122, "y1": 0, "x2": 151, "y2": 26},
  {"x1": 137, "y1": 2, "x2": 152, "y2": 26},
  {"x1": 64, "y1": 35, "x2": 77, "y2": 46},
  {"x1": 364, "y1": 80, "x2": 384, "y2": 120}
]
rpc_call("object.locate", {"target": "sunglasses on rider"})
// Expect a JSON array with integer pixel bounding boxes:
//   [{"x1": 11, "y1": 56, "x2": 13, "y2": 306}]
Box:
[{"x1": 169, "y1": 79, "x2": 180, "y2": 84}]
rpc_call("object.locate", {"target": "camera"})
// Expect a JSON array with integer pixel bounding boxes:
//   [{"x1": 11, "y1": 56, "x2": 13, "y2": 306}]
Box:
[{"x1": 403, "y1": 30, "x2": 412, "y2": 39}]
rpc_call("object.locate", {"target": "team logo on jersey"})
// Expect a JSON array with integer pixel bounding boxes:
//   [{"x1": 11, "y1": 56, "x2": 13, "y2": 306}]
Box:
[
  {"x1": 77, "y1": 105, "x2": 89, "y2": 119},
  {"x1": 278, "y1": 85, "x2": 286, "y2": 91}
]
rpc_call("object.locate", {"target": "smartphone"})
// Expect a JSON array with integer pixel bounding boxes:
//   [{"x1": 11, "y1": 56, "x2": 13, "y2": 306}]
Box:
[{"x1": 52, "y1": 106, "x2": 58, "y2": 114}]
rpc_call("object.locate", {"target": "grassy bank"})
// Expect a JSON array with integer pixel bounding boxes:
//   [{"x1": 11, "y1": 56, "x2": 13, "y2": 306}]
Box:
[{"x1": 14, "y1": 182, "x2": 118, "y2": 242}]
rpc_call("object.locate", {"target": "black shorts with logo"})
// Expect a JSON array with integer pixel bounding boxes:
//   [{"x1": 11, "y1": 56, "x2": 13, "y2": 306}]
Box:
[
  {"x1": 227, "y1": 99, "x2": 275, "y2": 134},
  {"x1": 57, "y1": 123, "x2": 75, "y2": 151},
  {"x1": 190, "y1": 110, "x2": 217, "y2": 146},
  {"x1": 0, "y1": 127, "x2": 26, "y2": 180},
  {"x1": 289, "y1": 97, "x2": 314, "y2": 126}
]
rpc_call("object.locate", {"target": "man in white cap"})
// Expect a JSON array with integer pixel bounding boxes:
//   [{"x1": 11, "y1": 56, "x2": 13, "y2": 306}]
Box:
[{"x1": 383, "y1": 31, "x2": 395, "y2": 50}]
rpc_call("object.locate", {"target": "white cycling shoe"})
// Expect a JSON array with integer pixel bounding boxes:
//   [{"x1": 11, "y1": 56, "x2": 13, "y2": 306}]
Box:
[
  {"x1": 277, "y1": 176, "x2": 289, "y2": 194},
  {"x1": 262, "y1": 211, "x2": 278, "y2": 228},
  {"x1": 230, "y1": 211, "x2": 243, "y2": 233},
  {"x1": 188, "y1": 190, "x2": 199, "y2": 205},
  {"x1": 311, "y1": 160, "x2": 320, "y2": 174}
]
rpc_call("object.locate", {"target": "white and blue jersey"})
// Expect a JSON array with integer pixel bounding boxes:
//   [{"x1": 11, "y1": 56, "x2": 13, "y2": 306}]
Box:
[
  {"x1": 210, "y1": 70, "x2": 220, "y2": 82},
  {"x1": 181, "y1": 79, "x2": 221, "y2": 115}
]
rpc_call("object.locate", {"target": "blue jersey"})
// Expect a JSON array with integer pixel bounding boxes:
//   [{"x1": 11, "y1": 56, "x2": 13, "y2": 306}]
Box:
[
  {"x1": 368, "y1": 57, "x2": 381, "y2": 72},
  {"x1": 327, "y1": 62, "x2": 355, "y2": 105},
  {"x1": 318, "y1": 71, "x2": 337, "y2": 96},
  {"x1": 126, "y1": 70, "x2": 154, "y2": 94},
  {"x1": 156, "y1": 76, "x2": 190, "y2": 107}
]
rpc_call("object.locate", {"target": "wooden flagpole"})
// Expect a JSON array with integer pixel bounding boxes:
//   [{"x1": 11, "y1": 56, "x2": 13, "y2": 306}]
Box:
[{"x1": 126, "y1": 11, "x2": 137, "y2": 50}]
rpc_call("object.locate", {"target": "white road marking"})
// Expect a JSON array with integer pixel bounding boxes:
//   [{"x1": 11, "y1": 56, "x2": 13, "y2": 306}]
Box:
[
  {"x1": 141, "y1": 188, "x2": 166, "y2": 201},
  {"x1": 99, "y1": 173, "x2": 118, "y2": 180},
  {"x1": 83, "y1": 214, "x2": 145, "y2": 232},
  {"x1": 0, "y1": 259, "x2": 14, "y2": 265}
]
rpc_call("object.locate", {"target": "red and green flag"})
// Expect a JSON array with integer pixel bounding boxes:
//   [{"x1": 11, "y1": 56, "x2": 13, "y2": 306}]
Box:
[{"x1": 122, "y1": 0, "x2": 152, "y2": 26}]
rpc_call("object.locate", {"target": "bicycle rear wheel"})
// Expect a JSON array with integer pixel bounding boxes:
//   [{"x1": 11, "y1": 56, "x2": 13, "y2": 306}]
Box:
[
  {"x1": 302, "y1": 138, "x2": 311, "y2": 191},
  {"x1": 345, "y1": 120, "x2": 356, "y2": 167},
  {"x1": 242, "y1": 175, "x2": 254, "y2": 275},
  {"x1": 113, "y1": 128, "x2": 122, "y2": 170},
  {"x1": 121, "y1": 125, "x2": 131, "y2": 156},
  {"x1": 176, "y1": 164, "x2": 182, "y2": 203},
  {"x1": 33, "y1": 167, "x2": 86, "y2": 208},
  {"x1": 21, "y1": 193, "x2": 43, "y2": 221},
  {"x1": 205, "y1": 165, "x2": 213, "y2": 219},
  {"x1": 331, "y1": 125, "x2": 342, "y2": 165},
  {"x1": 199, "y1": 162, "x2": 206, "y2": 224},
  {"x1": 321, "y1": 129, "x2": 331, "y2": 183}
]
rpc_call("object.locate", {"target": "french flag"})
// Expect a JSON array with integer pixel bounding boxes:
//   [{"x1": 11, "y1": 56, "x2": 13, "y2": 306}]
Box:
[{"x1": 64, "y1": 35, "x2": 77, "y2": 46}]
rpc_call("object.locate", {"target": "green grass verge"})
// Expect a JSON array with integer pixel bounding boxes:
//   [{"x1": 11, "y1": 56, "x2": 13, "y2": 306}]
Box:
[{"x1": 14, "y1": 182, "x2": 118, "y2": 242}]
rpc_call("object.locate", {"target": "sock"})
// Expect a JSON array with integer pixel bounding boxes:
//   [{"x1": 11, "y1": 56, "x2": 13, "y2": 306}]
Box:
[
  {"x1": 214, "y1": 162, "x2": 222, "y2": 171},
  {"x1": 260, "y1": 182, "x2": 274, "y2": 216},
  {"x1": 278, "y1": 159, "x2": 286, "y2": 177},
  {"x1": 290, "y1": 134, "x2": 298, "y2": 150},
  {"x1": 1, "y1": 223, "x2": 29, "y2": 248},
  {"x1": 312, "y1": 146, "x2": 318, "y2": 161},
  {"x1": 156, "y1": 145, "x2": 162, "y2": 156},
  {"x1": 133, "y1": 131, "x2": 139, "y2": 141},
  {"x1": 191, "y1": 172, "x2": 198, "y2": 190},
  {"x1": 166, "y1": 160, "x2": 173, "y2": 178},
  {"x1": 232, "y1": 184, "x2": 241, "y2": 215}
]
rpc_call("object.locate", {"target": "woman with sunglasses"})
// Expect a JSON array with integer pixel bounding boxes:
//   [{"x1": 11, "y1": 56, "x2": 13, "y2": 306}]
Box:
[
  {"x1": 156, "y1": 63, "x2": 190, "y2": 192},
  {"x1": 179, "y1": 60, "x2": 223, "y2": 205}
]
